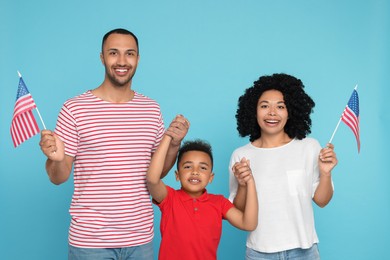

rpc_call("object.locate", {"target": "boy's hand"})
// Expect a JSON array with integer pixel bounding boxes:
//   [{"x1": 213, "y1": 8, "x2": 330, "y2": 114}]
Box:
[
  {"x1": 232, "y1": 157, "x2": 253, "y2": 186},
  {"x1": 319, "y1": 143, "x2": 338, "y2": 176},
  {"x1": 165, "y1": 115, "x2": 190, "y2": 146}
]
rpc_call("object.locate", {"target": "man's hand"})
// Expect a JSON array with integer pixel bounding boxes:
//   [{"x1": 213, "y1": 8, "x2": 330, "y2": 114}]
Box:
[
  {"x1": 165, "y1": 115, "x2": 190, "y2": 146},
  {"x1": 39, "y1": 130, "x2": 65, "y2": 162}
]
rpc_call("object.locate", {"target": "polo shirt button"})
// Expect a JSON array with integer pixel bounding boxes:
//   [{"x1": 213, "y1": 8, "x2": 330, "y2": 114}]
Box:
[{"x1": 194, "y1": 208, "x2": 198, "y2": 211}]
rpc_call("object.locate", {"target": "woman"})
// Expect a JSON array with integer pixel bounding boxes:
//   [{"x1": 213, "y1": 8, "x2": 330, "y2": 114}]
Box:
[{"x1": 229, "y1": 73, "x2": 338, "y2": 260}]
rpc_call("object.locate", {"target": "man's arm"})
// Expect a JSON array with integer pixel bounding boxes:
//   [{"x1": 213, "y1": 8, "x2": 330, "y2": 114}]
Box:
[{"x1": 40, "y1": 130, "x2": 73, "y2": 185}]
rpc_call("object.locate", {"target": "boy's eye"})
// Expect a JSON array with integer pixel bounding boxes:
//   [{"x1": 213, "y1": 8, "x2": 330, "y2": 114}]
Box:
[{"x1": 183, "y1": 165, "x2": 191, "y2": 169}]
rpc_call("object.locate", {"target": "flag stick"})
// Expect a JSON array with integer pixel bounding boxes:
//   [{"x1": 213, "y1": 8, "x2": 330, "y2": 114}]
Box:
[
  {"x1": 17, "y1": 70, "x2": 47, "y2": 129},
  {"x1": 328, "y1": 118, "x2": 342, "y2": 144},
  {"x1": 35, "y1": 107, "x2": 47, "y2": 129},
  {"x1": 328, "y1": 84, "x2": 358, "y2": 144}
]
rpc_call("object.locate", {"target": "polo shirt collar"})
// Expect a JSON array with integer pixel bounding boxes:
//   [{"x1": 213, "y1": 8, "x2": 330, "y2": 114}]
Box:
[{"x1": 178, "y1": 188, "x2": 209, "y2": 202}]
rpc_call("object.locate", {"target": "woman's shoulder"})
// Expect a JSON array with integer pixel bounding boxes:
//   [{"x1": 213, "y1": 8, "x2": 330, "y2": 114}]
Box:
[
  {"x1": 295, "y1": 137, "x2": 321, "y2": 151},
  {"x1": 231, "y1": 142, "x2": 252, "y2": 154}
]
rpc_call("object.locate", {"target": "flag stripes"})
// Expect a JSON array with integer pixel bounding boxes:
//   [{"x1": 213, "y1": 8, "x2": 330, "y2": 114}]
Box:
[
  {"x1": 341, "y1": 89, "x2": 360, "y2": 153},
  {"x1": 11, "y1": 110, "x2": 40, "y2": 147},
  {"x1": 10, "y1": 77, "x2": 40, "y2": 147}
]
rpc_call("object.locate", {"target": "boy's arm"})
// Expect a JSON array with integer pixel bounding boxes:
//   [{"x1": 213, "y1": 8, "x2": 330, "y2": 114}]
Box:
[
  {"x1": 160, "y1": 115, "x2": 189, "y2": 178},
  {"x1": 226, "y1": 177, "x2": 258, "y2": 231},
  {"x1": 146, "y1": 135, "x2": 172, "y2": 203},
  {"x1": 226, "y1": 159, "x2": 258, "y2": 231}
]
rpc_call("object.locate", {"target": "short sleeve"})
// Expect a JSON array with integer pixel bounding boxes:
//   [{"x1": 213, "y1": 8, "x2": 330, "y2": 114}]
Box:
[
  {"x1": 55, "y1": 104, "x2": 78, "y2": 157},
  {"x1": 228, "y1": 152, "x2": 240, "y2": 202},
  {"x1": 221, "y1": 196, "x2": 234, "y2": 219},
  {"x1": 152, "y1": 109, "x2": 164, "y2": 153}
]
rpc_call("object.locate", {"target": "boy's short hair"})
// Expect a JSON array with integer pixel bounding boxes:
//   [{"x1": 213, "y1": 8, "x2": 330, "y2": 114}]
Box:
[{"x1": 177, "y1": 139, "x2": 213, "y2": 170}]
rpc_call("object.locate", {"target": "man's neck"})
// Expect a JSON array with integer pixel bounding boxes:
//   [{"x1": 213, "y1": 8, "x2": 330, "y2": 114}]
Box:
[{"x1": 92, "y1": 82, "x2": 134, "y2": 103}]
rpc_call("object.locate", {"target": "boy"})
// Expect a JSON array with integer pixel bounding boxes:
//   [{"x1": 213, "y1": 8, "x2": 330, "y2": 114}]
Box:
[{"x1": 147, "y1": 120, "x2": 258, "y2": 260}]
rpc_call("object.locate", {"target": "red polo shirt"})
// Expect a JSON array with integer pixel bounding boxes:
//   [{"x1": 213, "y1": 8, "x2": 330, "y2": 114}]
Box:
[{"x1": 155, "y1": 186, "x2": 234, "y2": 260}]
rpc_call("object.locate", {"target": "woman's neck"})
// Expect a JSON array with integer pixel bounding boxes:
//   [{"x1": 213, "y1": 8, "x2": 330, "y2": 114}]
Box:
[{"x1": 252, "y1": 133, "x2": 292, "y2": 148}]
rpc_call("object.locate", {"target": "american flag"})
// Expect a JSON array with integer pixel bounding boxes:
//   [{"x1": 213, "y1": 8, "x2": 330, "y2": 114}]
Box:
[
  {"x1": 10, "y1": 77, "x2": 40, "y2": 147},
  {"x1": 341, "y1": 89, "x2": 360, "y2": 153}
]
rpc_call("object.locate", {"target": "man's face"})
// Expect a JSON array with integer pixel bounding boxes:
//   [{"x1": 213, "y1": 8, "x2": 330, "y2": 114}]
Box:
[{"x1": 100, "y1": 33, "x2": 139, "y2": 87}]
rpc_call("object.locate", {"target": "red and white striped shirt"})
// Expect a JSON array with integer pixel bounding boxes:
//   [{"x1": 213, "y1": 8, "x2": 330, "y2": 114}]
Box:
[{"x1": 55, "y1": 91, "x2": 164, "y2": 248}]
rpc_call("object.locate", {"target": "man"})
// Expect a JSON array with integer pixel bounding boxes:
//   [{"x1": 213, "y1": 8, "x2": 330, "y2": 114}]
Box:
[{"x1": 39, "y1": 28, "x2": 188, "y2": 260}]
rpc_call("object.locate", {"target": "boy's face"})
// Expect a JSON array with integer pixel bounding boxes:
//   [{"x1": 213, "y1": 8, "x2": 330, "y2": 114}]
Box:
[{"x1": 175, "y1": 151, "x2": 214, "y2": 198}]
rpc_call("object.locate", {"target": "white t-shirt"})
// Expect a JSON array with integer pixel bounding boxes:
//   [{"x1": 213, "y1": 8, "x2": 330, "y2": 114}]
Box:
[{"x1": 229, "y1": 138, "x2": 329, "y2": 253}]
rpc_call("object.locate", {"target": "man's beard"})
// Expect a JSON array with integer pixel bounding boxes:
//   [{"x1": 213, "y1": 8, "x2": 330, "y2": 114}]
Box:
[{"x1": 105, "y1": 67, "x2": 137, "y2": 88}]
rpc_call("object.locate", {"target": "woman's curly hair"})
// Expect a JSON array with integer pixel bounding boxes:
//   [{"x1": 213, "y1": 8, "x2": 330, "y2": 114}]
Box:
[{"x1": 236, "y1": 73, "x2": 315, "y2": 142}]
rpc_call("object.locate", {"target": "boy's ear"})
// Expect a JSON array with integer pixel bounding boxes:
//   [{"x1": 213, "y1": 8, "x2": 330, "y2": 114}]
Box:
[
  {"x1": 175, "y1": 170, "x2": 180, "y2": 181},
  {"x1": 208, "y1": 172, "x2": 215, "y2": 183}
]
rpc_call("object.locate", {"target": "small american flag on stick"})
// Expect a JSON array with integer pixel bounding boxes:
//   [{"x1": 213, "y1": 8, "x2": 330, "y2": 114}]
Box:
[
  {"x1": 10, "y1": 71, "x2": 46, "y2": 147},
  {"x1": 329, "y1": 85, "x2": 360, "y2": 153}
]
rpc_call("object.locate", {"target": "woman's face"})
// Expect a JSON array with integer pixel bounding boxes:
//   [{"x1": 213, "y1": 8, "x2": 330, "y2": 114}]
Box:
[{"x1": 256, "y1": 90, "x2": 289, "y2": 137}]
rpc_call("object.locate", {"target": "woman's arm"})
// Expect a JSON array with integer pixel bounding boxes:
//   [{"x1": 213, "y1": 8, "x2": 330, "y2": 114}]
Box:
[
  {"x1": 313, "y1": 143, "x2": 338, "y2": 208},
  {"x1": 226, "y1": 159, "x2": 258, "y2": 231}
]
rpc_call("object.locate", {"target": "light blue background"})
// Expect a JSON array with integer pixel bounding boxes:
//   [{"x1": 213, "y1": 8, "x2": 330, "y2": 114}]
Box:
[{"x1": 1, "y1": 1, "x2": 389, "y2": 259}]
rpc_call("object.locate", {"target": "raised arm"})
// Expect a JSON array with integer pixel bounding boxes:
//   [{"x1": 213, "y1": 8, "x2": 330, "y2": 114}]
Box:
[
  {"x1": 313, "y1": 143, "x2": 338, "y2": 208},
  {"x1": 226, "y1": 158, "x2": 258, "y2": 231},
  {"x1": 231, "y1": 157, "x2": 253, "y2": 211},
  {"x1": 39, "y1": 130, "x2": 73, "y2": 185},
  {"x1": 160, "y1": 115, "x2": 190, "y2": 178},
  {"x1": 146, "y1": 135, "x2": 173, "y2": 203}
]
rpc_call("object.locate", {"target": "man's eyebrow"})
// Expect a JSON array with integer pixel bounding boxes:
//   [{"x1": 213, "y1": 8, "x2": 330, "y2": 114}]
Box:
[{"x1": 106, "y1": 48, "x2": 137, "y2": 52}]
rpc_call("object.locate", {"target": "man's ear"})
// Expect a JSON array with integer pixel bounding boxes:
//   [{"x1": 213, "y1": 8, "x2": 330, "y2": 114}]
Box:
[{"x1": 100, "y1": 52, "x2": 104, "y2": 65}]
